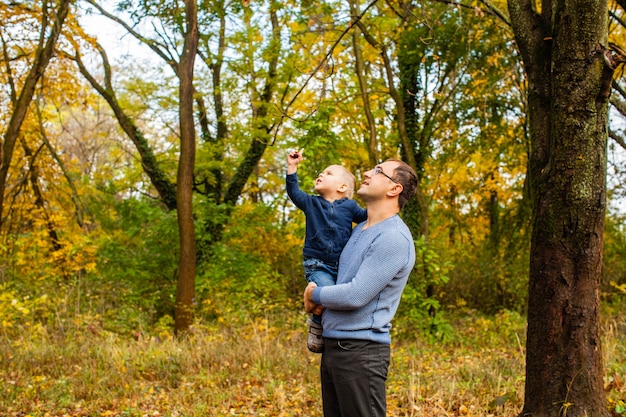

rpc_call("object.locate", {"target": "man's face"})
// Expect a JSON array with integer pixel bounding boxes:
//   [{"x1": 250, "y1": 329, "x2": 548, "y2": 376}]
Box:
[{"x1": 357, "y1": 161, "x2": 400, "y2": 201}]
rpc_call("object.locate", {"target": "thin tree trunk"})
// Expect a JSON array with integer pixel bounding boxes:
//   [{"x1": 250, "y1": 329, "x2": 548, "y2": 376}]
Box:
[
  {"x1": 198, "y1": 6, "x2": 227, "y2": 203},
  {"x1": 355, "y1": 19, "x2": 429, "y2": 237},
  {"x1": 174, "y1": 0, "x2": 199, "y2": 334},
  {"x1": 349, "y1": 0, "x2": 378, "y2": 166},
  {"x1": 35, "y1": 97, "x2": 84, "y2": 228},
  {"x1": 22, "y1": 140, "x2": 62, "y2": 253}
]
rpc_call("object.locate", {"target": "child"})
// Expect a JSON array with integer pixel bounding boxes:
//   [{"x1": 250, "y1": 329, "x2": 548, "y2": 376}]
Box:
[{"x1": 286, "y1": 149, "x2": 367, "y2": 353}]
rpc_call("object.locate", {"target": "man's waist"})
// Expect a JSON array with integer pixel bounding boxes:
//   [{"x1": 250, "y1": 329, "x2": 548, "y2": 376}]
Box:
[{"x1": 322, "y1": 328, "x2": 391, "y2": 345}]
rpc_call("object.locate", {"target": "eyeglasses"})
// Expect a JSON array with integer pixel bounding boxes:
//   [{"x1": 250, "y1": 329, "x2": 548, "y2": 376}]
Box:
[{"x1": 373, "y1": 166, "x2": 399, "y2": 184}]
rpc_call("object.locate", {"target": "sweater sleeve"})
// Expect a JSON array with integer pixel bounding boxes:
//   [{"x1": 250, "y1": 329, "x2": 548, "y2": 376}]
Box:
[
  {"x1": 353, "y1": 204, "x2": 367, "y2": 224},
  {"x1": 286, "y1": 172, "x2": 312, "y2": 211},
  {"x1": 314, "y1": 230, "x2": 413, "y2": 310}
]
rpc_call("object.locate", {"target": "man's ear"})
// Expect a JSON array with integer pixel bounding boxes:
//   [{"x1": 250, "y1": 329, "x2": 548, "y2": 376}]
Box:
[{"x1": 387, "y1": 183, "x2": 403, "y2": 197}]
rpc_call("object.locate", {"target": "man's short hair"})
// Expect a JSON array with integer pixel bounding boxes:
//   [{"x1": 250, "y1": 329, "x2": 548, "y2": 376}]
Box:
[{"x1": 388, "y1": 159, "x2": 418, "y2": 209}]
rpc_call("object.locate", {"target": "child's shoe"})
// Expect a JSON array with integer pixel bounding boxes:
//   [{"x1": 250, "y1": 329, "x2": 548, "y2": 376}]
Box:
[{"x1": 306, "y1": 318, "x2": 324, "y2": 353}]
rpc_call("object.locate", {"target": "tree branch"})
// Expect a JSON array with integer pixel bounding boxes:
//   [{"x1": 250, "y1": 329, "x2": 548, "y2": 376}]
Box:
[
  {"x1": 609, "y1": 129, "x2": 626, "y2": 151},
  {"x1": 65, "y1": 38, "x2": 178, "y2": 210},
  {"x1": 272, "y1": 0, "x2": 380, "y2": 139},
  {"x1": 429, "y1": 0, "x2": 511, "y2": 26},
  {"x1": 83, "y1": 0, "x2": 180, "y2": 74}
]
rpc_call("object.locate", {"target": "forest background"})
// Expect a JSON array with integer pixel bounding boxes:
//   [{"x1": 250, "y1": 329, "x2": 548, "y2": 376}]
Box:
[{"x1": 1, "y1": 0, "x2": 626, "y2": 416}]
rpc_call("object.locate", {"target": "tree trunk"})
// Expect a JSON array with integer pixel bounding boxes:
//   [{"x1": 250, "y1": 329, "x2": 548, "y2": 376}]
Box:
[
  {"x1": 356, "y1": 19, "x2": 428, "y2": 237},
  {"x1": 0, "y1": 0, "x2": 71, "y2": 226},
  {"x1": 507, "y1": 0, "x2": 613, "y2": 415},
  {"x1": 174, "y1": 0, "x2": 199, "y2": 335},
  {"x1": 349, "y1": 0, "x2": 378, "y2": 166}
]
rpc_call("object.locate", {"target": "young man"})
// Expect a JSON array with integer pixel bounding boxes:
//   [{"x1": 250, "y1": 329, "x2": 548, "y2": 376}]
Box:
[
  {"x1": 286, "y1": 149, "x2": 367, "y2": 353},
  {"x1": 303, "y1": 159, "x2": 418, "y2": 417}
]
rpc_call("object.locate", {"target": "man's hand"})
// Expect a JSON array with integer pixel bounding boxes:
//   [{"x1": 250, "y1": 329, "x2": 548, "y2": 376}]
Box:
[{"x1": 304, "y1": 282, "x2": 324, "y2": 315}]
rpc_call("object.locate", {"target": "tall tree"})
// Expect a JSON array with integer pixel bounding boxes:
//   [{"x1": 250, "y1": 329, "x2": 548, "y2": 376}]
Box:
[
  {"x1": 175, "y1": 0, "x2": 199, "y2": 333},
  {"x1": 84, "y1": 0, "x2": 285, "y2": 241},
  {"x1": 0, "y1": 0, "x2": 71, "y2": 226},
  {"x1": 345, "y1": 1, "x2": 528, "y2": 314},
  {"x1": 83, "y1": 0, "x2": 200, "y2": 332},
  {"x1": 507, "y1": 0, "x2": 616, "y2": 415}
]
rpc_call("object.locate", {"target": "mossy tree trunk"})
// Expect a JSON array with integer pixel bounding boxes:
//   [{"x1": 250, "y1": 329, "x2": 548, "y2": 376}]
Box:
[{"x1": 507, "y1": 0, "x2": 615, "y2": 415}]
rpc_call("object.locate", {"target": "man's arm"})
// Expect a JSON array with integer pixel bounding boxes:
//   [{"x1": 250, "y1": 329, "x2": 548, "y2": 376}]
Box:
[{"x1": 312, "y1": 232, "x2": 413, "y2": 310}]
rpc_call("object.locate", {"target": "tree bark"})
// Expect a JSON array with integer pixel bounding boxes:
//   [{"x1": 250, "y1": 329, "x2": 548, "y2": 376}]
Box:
[
  {"x1": 174, "y1": 0, "x2": 199, "y2": 334},
  {"x1": 507, "y1": 0, "x2": 612, "y2": 415}
]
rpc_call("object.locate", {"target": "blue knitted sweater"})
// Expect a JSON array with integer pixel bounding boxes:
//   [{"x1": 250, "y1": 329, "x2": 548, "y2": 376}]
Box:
[{"x1": 311, "y1": 214, "x2": 415, "y2": 344}]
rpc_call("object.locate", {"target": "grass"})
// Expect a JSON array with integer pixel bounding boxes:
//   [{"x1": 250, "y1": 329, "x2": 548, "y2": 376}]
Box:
[{"x1": 0, "y1": 309, "x2": 624, "y2": 417}]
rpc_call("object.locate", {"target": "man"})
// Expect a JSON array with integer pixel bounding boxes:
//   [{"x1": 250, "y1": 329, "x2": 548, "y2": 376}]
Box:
[{"x1": 303, "y1": 158, "x2": 418, "y2": 417}]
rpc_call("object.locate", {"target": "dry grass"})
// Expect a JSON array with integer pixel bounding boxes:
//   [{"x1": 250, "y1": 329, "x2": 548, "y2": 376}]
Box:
[{"x1": 0, "y1": 309, "x2": 623, "y2": 417}]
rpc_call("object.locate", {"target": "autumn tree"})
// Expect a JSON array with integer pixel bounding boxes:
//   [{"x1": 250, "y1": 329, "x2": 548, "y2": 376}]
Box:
[
  {"x1": 507, "y1": 0, "x2": 616, "y2": 414},
  {"x1": 174, "y1": 0, "x2": 198, "y2": 333},
  {"x1": 76, "y1": 0, "x2": 305, "y2": 330},
  {"x1": 0, "y1": 0, "x2": 71, "y2": 226},
  {"x1": 68, "y1": 39, "x2": 178, "y2": 211},
  {"x1": 0, "y1": 1, "x2": 100, "y2": 258},
  {"x1": 335, "y1": 1, "x2": 529, "y2": 317},
  {"x1": 79, "y1": 0, "x2": 202, "y2": 332}
]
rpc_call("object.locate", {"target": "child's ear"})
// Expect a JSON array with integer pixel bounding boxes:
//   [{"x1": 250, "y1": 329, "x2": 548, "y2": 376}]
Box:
[{"x1": 338, "y1": 183, "x2": 348, "y2": 193}]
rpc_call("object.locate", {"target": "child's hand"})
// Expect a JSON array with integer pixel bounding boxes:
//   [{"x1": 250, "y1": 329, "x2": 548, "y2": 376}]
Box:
[{"x1": 288, "y1": 149, "x2": 304, "y2": 166}]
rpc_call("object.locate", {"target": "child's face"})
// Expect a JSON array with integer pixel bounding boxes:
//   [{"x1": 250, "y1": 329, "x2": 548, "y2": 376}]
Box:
[{"x1": 314, "y1": 165, "x2": 347, "y2": 197}]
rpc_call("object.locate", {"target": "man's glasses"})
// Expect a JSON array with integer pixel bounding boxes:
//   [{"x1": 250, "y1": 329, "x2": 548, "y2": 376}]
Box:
[{"x1": 373, "y1": 166, "x2": 399, "y2": 184}]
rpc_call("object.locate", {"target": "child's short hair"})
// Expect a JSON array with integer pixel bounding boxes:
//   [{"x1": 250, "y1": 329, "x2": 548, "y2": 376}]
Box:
[{"x1": 340, "y1": 167, "x2": 357, "y2": 199}]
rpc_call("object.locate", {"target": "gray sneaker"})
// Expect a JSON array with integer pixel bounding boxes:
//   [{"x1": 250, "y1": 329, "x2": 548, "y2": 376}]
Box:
[{"x1": 306, "y1": 318, "x2": 324, "y2": 353}]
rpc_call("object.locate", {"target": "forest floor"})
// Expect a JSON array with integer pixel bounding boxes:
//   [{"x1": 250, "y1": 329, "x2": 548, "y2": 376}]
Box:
[{"x1": 0, "y1": 308, "x2": 624, "y2": 417}]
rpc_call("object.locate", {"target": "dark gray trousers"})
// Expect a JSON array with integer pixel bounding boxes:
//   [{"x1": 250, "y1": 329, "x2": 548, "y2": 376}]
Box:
[{"x1": 320, "y1": 338, "x2": 390, "y2": 417}]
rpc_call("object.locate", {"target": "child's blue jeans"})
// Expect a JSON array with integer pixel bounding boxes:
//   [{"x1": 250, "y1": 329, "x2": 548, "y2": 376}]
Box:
[{"x1": 303, "y1": 257, "x2": 338, "y2": 325}]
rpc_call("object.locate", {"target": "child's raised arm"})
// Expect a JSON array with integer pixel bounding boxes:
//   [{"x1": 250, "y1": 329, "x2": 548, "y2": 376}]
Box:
[{"x1": 287, "y1": 149, "x2": 304, "y2": 175}]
